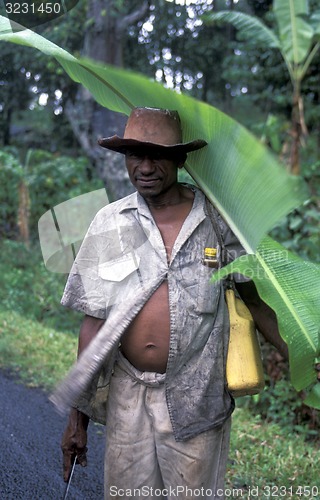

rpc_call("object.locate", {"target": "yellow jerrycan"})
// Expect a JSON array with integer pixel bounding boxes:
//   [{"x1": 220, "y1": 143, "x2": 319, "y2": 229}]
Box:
[{"x1": 225, "y1": 288, "x2": 265, "y2": 397}]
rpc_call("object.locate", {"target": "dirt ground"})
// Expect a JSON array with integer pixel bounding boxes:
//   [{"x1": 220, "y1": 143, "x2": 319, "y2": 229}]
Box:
[{"x1": 0, "y1": 369, "x2": 105, "y2": 499}]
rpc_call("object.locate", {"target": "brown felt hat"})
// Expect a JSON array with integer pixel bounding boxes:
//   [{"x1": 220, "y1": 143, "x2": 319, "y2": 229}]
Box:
[{"x1": 98, "y1": 107, "x2": 207, "y2": 155}]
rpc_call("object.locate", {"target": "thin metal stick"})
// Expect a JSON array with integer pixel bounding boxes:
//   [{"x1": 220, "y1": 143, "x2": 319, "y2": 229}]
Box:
[{"x1": 63, "y1": 456, "x2": 77, "y2": 500}]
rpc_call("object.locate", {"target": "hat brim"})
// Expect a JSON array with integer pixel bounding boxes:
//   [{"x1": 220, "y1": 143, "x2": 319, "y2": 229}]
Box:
[{"x1": 98, "y1": 136, "x2": 207, "y2": 155}]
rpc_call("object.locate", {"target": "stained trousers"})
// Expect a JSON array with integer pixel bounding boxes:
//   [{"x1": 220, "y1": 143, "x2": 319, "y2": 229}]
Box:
[{"x1": 104, "y1": 352, "x2": 231, "y2": 500}]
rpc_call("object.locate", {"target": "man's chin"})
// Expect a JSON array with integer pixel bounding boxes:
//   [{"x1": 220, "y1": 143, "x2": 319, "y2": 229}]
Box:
[
  {"x1": 135, "y1": 183, "x2": 162, "y2": 197},
  {"x1": 137, "y1": 188, "x2": 159, "y2": 199}
]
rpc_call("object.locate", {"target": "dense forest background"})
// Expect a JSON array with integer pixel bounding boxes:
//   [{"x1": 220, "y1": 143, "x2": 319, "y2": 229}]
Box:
[
  {"x1": 1, "y1": 0, "x2": 319, "y2": 260},
  {"x1": 0, "y1": 0, "x2": 319, "y2": 441}
]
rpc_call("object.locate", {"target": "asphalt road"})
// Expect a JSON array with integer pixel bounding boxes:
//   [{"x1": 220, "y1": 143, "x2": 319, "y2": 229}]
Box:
[{"x1": 0, "y1": 369, "x2": 105, "y2": 499}]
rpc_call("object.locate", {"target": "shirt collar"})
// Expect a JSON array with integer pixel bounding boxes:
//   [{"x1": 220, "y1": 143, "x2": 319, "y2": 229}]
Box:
[{"x1": 118, "y1": 183, "x2": 206, "y2": 220}]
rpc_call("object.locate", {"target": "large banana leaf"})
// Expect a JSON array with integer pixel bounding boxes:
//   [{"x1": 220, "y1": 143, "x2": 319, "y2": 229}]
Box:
[
  {"x1": 204, "y1": 1, "x2": 317, "y2": 76},
  {"x1": 311, "y1": 11, "x2": 320, "y2": 37},
  {"x1": 211, "y1": 237, "x2": 320, "y2": 409},
  {"x1": 0, "y1": 15, "x2": 306, "y2": 253},
  {"x1": 274, "y1": 0, "x2": 314, "y2": 65},
  {"x1": 203, "y1": 10, "x2": 280, "y2": 49}
]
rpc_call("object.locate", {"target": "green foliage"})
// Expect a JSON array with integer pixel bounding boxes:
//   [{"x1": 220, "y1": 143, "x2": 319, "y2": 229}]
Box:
[
  {"x1": 0, "y1": 0, "x2": 87, "y2": 149},
  {"x1": 228, "y1": 407, "x2": 320, "y2": 491},
  {"x1": 252, "y1": 114, "x2": 287, "y2": 154},
  {"x1": 270, "y1": 154, "x2": 320, "y2": 263},
  {"x1": 204, "y1": 0, "x2": 320, "y2": 175},
  {"x1": 204, "y1": 1, "x2": 320, "y2": 81},
  {"x1": 0, "y1": 151, "x2": 103, "y2": 330},
  {"x1": 271, "y1": 206, "x2": 320, "y2": 264},
  {"x1": 0, "y1": 239, "x2": 80, "y2": 332},
  {"x1": 128, "y1": 0, "x2": 228, "y2": 103},
  {"x1": 26, "y1": 149, "x2": 103, "y2": 238},
  {"x1": 248, "y1": 379, "x2": 319, "y2": 439},
  {"x1": 0, "y1": 43, "x2": 34, "y2": 145},
  {"x1": 0, "y1": 147, "x2": 103, "y2": 241},
  {"x1": 0, "y1": 310, "x2": 78, "y2": 389},
  {"x1": 0, "y1": 150, "x2": 23, "y2": 237}
]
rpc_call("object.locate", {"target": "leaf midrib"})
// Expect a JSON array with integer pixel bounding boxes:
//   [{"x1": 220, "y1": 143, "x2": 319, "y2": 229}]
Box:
[{"x1": 256, "y1": 250, "x2": 317, "y2": 352}]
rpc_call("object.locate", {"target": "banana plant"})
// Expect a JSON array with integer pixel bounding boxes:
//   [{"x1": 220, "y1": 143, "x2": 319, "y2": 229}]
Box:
[
  {"x1": 1, "y1": 16, "x2": 319, "y2": 408},
  {"x1": 204, "y1": 0, "x2": 320, "y2": 175}
]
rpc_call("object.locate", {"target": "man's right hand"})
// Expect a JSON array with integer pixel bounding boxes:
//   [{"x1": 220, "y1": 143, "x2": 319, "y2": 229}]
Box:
[{"x1": 61, "y1": 407, "x2": 89, "y2": 482}]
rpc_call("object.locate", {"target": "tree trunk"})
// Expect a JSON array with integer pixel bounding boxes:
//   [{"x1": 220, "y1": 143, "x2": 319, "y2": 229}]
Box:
[
  {"x1": 281, "y1": 85, "x2": 308, "y2": 176},
  {"x1": 65, "y1": 0, "x2": 150, "y2": 201},
  {"x1": 3, "y1": 105, "x2": 12, "y2": 146},
  {"x1": 290, "y1": 90, "x2": 302, "y2": 175}
]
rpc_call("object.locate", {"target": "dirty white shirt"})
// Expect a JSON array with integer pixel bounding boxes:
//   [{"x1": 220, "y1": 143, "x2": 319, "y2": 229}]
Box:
[{"x1": 61, "y1": 184, "x2": 247, "y2": 441}]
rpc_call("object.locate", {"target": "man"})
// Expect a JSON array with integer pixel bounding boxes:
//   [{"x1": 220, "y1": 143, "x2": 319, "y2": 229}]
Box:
[{"x1": 61, "y1": 107, "x2": 288, "y2": 499}]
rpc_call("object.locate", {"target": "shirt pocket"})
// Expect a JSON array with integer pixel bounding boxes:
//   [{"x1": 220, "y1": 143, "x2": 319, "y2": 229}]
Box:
[
  {"x1": 196, "y1": 264, "x2": 221, "y2": 313},
  {"x1": 99, "y1": 253, "x2": 139, "y2": 282},
  {"x1": 98, "y1": 253, "x2": 141, "y2": 307}
]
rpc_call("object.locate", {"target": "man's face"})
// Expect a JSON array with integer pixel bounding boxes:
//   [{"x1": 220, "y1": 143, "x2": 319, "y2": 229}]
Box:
[{"x1": 125, "y1": 150, "x2": 183, "y2": 198}]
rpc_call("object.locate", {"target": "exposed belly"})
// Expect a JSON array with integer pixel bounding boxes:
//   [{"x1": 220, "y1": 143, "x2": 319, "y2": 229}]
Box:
[{"x1": 120, "y1": 281, "x2": 170, "y2": 373}]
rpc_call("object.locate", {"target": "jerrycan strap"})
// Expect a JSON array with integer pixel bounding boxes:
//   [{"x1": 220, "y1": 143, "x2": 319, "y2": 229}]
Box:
[
  {"x1": 205, "y1": 200, "x2": 265, "y2": 397},
  {"x1": 205, "y1": 198, "x2": 233, "y2": 290}
]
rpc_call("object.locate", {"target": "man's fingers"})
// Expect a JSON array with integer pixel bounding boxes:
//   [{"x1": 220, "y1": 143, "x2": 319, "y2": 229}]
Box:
[
  {"x1": 77, "y1": 447, "x2": 88, "y2": 467},
  {"x1": 62, "y1": 447, "x2": 87, "y2": 482},
  {"x1": 62, "y1": 451, "x2": 74, "y2": 483}
]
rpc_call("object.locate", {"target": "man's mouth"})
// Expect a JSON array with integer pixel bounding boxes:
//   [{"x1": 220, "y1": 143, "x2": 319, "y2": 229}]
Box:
[{"x1": 136, "y1": 177, "x2": 160, "y2": 187}]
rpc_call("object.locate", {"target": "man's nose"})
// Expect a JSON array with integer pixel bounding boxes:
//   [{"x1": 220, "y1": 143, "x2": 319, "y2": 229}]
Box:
[{"x1": 139, "y1": 156, "x2": 156, "y2": 173}]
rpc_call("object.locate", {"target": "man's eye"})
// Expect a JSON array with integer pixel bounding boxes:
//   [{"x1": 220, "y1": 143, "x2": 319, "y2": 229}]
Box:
[
  {"x1": 152, "y1": 152, "x2": 165, "y2": 161},
  {"x1": 126, "y1": 152, "x2": 141, "y2": 160},
  {"x1": 126, "y1": 151, "x2": 169, "y2": 162}
]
